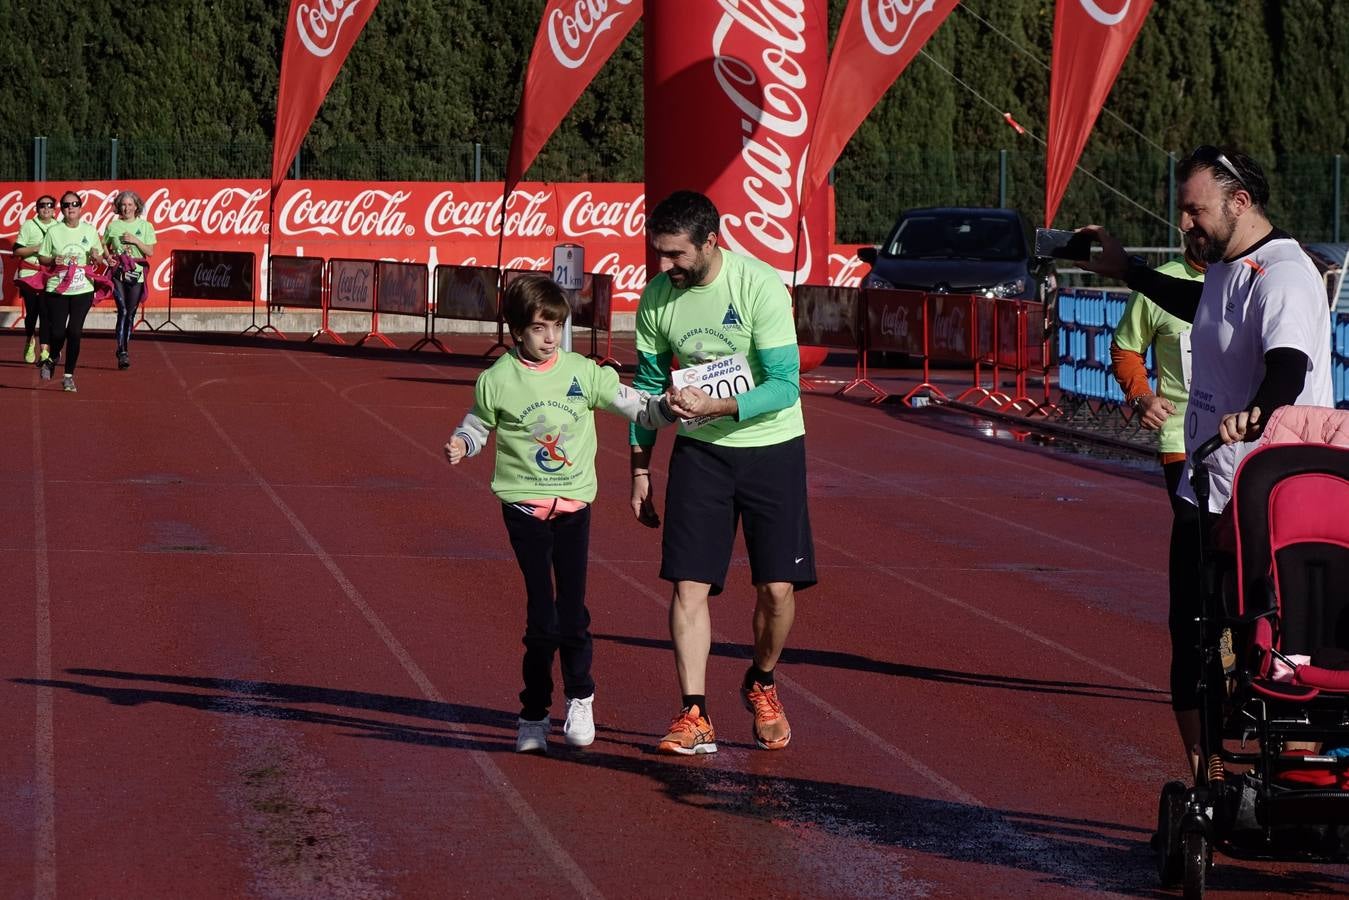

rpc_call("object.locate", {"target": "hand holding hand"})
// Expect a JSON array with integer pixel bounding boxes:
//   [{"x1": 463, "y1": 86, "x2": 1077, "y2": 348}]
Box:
[
  {"x1": 669, "y1": 385, "x2": 716, "y2": 418},
  {"x1": 1219, "y1": 406, "x2": 1263, "y2": 444},
  {"x1": 443, "y1": 436, "x2": 467, "y2": 465}
]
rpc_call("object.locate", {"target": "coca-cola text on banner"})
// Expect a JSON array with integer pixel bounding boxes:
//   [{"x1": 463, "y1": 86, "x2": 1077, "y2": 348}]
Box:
[
  {"x1": 506, "y1": 0, "x2": 641, "y2": 191},
  {"x1": 171, "y1": 250, "x2": 256, "y2": 302},
  {"x1": 800, "y1": 0, "x2": 960, "y2": 215},
  {"x1": 270, "y1": 256, "x2": 326, "y2": 308},
  {"x1": 1044, "y1": 0, "x2": 1153, "y2": 226},
  {"x1": 644, "y1": 0, "x2": 831, "y2": 287},
  {"x1": 272, "y1": 0, "x2": 382, "y2": 191}
]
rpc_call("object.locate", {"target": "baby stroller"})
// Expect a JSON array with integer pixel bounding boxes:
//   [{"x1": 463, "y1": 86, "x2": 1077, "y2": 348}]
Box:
[{"x1": 1155, "y1": 406, "x2": 1349, "y2": 897}]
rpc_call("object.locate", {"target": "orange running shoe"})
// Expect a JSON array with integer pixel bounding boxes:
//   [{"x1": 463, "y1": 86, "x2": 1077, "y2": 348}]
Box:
[
  {"x1": 742, "y1": 681, "x2": 791, "y2": 750},
  {"x1": 657, "y1": 705, "x2": 717, "y2": 755}
]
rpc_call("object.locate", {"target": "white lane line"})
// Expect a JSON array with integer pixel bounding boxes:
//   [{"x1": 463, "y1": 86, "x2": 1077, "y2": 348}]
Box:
[
  {"x1": 158, "y1": 343, "x2": 602, "y2": 899},
  {"x1": 807, "y1": 451, "x2": 1166, "y2": 577},
  {"x1": 816, "y1": 536, "x2": 1163, "y2": 693},
  {"x1": 594, "y1": 558, "x2": 982, "y2": 807},
  {"x1": 31, "y1": 394, "x2": 56, "y2": 900}
]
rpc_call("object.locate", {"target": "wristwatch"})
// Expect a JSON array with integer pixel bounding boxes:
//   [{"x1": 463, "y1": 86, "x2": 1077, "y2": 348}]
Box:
[{"x1": 1129, "y1": 394, "x2": 1149, "y2": 410}]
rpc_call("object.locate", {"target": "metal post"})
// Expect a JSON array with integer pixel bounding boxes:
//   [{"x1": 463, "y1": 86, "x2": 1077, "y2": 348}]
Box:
[
  {"x1": 473, "y1": 142, "x2": 482, "y2": 181},
  {"x1": 1167, "y1": 152, "x2": 1177, "y2": 246},
  {"x1": 110, "y1": 137, "x2": 119, "y2": 180},
  {"x1": 998, "y1": 150, "x2": 1008, "y2": 208},
  {"x1": 33, "y1": 136, "x2": 42, "y2": 181},
  {"x1": 1334, "y1": 154, "x2": 1342, "y2": 243},
  {"x1": 291, "y1": 148, "x2": 301, "y2": 180}
]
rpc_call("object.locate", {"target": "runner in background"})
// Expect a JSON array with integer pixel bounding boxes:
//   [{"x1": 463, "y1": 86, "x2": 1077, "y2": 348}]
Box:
[
  {"x1": 630, "y1": 190, "x2": 816, "y2": 756},
  {"x1": 1109, "y1": 235, "x2": 1207, "y2": 773},
  {"x1": 103, "y1": 190, "x2": 157, "y2": 370},
  {"x1": 12, "y1": 194, "x2": 57, "y2": 366},
  {"x1": 444, "y1": 274, "x2": 677, "y2": 754},
  {"x1": 38, "y1": 190, "x2": 112, "y2": 393}
]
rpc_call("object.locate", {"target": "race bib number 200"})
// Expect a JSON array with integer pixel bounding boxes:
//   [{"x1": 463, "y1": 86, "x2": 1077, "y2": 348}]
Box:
[{"x1": 672, "y1": 352, "x2": 756, "y2": 431}]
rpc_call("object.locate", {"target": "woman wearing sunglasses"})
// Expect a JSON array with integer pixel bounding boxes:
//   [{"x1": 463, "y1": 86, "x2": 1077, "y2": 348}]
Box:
[
  {"x1": 103, "y1": 190, "x2": 156, "y2": 369},
  {"x1": 12, "y1": 194, "x2": 58, "y2": 365},
  {"x1": 37, "y1": 190, "x2": 112, "y2": 393}
]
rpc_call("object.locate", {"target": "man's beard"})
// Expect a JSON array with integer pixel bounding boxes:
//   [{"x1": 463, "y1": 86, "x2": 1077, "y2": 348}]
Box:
[
  {"x1": 669, "y1": 257, "x2": 710, "y2": 287},
  {"x1": 1192, "y1": 202, "x2": 1238, "y2": 263}
]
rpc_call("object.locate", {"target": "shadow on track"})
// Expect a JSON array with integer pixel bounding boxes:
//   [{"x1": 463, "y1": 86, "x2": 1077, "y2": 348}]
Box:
[
  {"x1": 15, "y1": 669, "x2": 1345, "y2": 896},
  {"x1": 594, "y1": 633, "x2": 1167, "y2": 705}
]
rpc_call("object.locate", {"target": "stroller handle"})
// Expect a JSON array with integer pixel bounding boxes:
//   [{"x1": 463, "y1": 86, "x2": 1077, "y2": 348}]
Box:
[{"x1": 1192, "y1": 433, "x2": 1228, "y2": 469}]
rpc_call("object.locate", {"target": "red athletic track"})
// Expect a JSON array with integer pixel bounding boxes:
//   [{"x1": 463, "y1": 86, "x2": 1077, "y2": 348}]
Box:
[{"x1": 2, "y1": 330, "x2": 1345, "y2": 899}]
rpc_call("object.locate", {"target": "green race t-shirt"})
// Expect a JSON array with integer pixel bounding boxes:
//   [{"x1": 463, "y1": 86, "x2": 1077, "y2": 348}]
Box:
[
  {"x1": 1113, "y1": 257, "x2": 1205, "y2": 454},
  {"x1": 634, "y1": 249, "x2": 803, "y2": 447},
  {"x1": 472, "y1": 349, "x2": 624, "y2": 504},
  {"x1": 39, "y1": 221, "x2": 103, "y2": 295},
  {"x1": 15, "y1": 217, "x2": 54, "y2": 276},
  {"x1": 103, "y1": 216, "x2": 157, "y2": 283}
]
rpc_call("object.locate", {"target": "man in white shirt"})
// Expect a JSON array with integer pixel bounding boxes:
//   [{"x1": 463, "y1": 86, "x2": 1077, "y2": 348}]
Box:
[{"x1": 1080, "y1": 146, "x2": 1333, "y2": 774}]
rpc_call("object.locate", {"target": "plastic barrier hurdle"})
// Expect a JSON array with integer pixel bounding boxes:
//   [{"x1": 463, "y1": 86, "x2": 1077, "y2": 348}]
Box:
[
  {"x1": 359, "y1": 260, "x2": 428, "y2": 349},
  {"x1": 793, "y1": 284, "x2": 881, "y2": 399},
  {"x1": 164, "y1": 250, "x2": 261, "y2": 334}
]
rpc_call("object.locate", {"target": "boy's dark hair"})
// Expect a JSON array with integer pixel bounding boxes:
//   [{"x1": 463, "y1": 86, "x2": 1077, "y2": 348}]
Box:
[
  {"x1": 503, "y1": 274, "x2": 570, "y2": 335},
  {"x1": 647, "y1": 190, "x2": 721, "y2": 245},
  {"x1": 1178, "y1": 145, "x2": 1270, "y2": 212}
]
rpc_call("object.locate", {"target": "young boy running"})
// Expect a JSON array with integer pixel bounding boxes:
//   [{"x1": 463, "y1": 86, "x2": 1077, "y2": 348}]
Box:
[{"x1": 444, "y1": 274, "x2": 677, "y2": 754}]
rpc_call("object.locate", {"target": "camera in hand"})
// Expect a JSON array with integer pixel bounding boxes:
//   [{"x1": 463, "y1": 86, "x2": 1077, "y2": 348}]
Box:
[{"x1": 1034, "y1": 227, "x2": 1094, "y2": 261}]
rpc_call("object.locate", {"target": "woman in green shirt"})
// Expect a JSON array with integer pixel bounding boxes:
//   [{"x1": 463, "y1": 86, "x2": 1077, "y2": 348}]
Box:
[
  {"x1": 103, "y1": 190, "x2": 156, "y2": 369},
  {"x1": 12, "y1": 194, "x2": 57, "y2": 364},
  {"x1": 37, "y1": 190, "x2": 112, "y2": 392}
]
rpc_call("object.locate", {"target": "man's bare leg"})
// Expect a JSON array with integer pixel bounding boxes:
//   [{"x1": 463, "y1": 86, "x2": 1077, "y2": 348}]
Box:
[
  {"x1": 670, "y1": 580, "x2": 713, "y2": 694},
  {"x1": 752, "y1": 582, "x2": 795, "y2": 673}
]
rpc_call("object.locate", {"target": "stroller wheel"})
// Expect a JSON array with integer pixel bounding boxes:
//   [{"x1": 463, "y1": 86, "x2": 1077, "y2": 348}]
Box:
[
  {"x1": 1182, "y1": 830, "x2": 1210, "y2": 899},
  {"x1": 1155, "y1": 780, "x2": 1187, "y2": 887}
]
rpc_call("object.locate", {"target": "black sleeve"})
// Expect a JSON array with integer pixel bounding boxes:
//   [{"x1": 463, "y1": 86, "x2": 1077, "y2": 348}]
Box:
[
  {"x1": 1246, "y1": 347, "x2": 1309, "y2": 426},
  {"x1": 1122, "y1": 264, "x2": 1203, "y2": 322}
]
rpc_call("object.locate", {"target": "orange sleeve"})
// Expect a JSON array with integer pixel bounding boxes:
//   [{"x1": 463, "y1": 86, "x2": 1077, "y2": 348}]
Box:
[{"x1": 1110, "y1": 342, "x2": 1152, "y2": 402}]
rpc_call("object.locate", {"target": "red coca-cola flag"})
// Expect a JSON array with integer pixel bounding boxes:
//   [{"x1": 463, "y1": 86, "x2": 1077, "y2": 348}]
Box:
[
  {"x1": 645, "y1": 0, "x2": 830, "y2": 286},
  {"x1": 271, "y1": 0, "x2": 381, "y2": 192},
  {"x1": 1044, "y1": 0, "x2": 1152, "y2": 225},
  {"x1": 800, "y1": 0, "x2": 960, "y2": 214},
  {"x1": 505, "y1": 0, "x2": 642, "y2": 192}
]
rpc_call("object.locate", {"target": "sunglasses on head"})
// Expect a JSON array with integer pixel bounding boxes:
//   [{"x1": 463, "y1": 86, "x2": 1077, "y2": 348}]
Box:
[
  {"x1": 60, "y1": 200, "x2": 82, "y2": 209},
  {"x1": 1190, "y1": 145, "x2": 1248, "y2": 193}
]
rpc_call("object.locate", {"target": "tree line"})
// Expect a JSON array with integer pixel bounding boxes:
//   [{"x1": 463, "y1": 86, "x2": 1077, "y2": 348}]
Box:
[{"x1": 5, "y1": 1, "x2": 1346, "y2": 242}]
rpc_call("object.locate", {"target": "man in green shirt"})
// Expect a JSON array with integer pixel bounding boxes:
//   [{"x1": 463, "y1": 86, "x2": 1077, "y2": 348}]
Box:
[{"x1": 630, "y1": 190, "x2": 815, "y2": 755}]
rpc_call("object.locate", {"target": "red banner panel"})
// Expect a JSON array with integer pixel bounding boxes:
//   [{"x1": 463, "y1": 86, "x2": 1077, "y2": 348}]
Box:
[
  {"x1": 644, "y1": 1, "x2": 830, "y2": 285},
  {"x1": 170, "y1": 250, "x2": 255, "y2": 302},
  {"x1": 434, "y1": 264, "x2": 500, "y2": 322},
  {"x1": 864, "y1": 288, "x2": 925, "y2": 355},
  {"x1": 328, "y1": 258, "x2": 375, "y2": 312},
  {"x1": 270, "y1": 255, "x2": 325, "y2": 309},
  {"x1": 375, "y1": 260, "x2": 428, "y2": 317},
  {"x1": 995, "y1": 298, "x2": 1019, "y2": 368},
  {"x1": 926, "y1": 294, "x2": 977, "y2": 363},
  {"x1": 794, "y1": 284, "x2": 861, "y2": 351}
]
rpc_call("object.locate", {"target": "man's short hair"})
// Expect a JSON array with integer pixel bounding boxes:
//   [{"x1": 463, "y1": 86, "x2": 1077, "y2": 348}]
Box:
[
  {"x1": 503, "y1": 273, "x2": 570, "y2": 335},
  {"x1": 647, "y1": 190, "x2": 720, "y2": 245},
  {"x1": 1178, "y1": 145, "x2": 1270, "y2": 212}
]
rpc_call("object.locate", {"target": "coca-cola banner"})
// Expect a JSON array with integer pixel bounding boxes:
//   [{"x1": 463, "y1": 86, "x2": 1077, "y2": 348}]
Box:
[
  {"x1": 375, "y1": 260, "x2": 429, "y2": 317},
  {"x1": 507, "y1": 0, "x2": 641, "y2": 192},
  {"x1": 645, "y1": 0, "x2": 830, "y2": 286},
  {"x1": 434, "y1": 265, "x2": 500, "y2": 322},
  {"x1": 568, "y1": 271, "x2": 614, "y2": 330},
  {"x1": 328, "y1": 258, "x2": 376, "y2": 311},
  {"x1": 2, "y1": 180, "x2": 864, "y2": 317},
  {"x1": 270, "y1": 255, "x2": 326, "y2": 309},
  {"x1": 794, "y1": 284, "x2": 862, "y2": 350},
  {"x1": 1045, "y1": 0, "x2": 1152, "y2": 226},
  {"x1": 801, "y1": 0, "x2": 959, "y2": 215},
  {"x1": 864, "y1": 288, "x2": 925, "y2": 355},
  {"x1": 272, "y1": 0, "x2": 381, "y2": 191},
  {"x1": 926, "y1": 294, "x2": 977, "y2": 362},
  {"x1": 171, "y1": 251, "x2": 255, "y2": 302}
]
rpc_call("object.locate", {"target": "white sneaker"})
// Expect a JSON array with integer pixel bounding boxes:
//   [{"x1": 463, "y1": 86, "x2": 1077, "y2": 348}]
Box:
[
  {"x1": 563, "y1": 694, "x2": 595, "y2": 747},
  {"x1": 515, "y1": 716, "x2": 550, "y2": 754}
]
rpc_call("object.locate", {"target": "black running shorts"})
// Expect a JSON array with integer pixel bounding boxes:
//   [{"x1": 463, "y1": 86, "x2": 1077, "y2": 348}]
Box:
[{"x1": 660, "y1": 434, "x2": 816, "y2": 596}]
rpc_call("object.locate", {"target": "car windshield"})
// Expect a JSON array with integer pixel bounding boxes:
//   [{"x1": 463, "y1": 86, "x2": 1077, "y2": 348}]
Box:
[{"x1": 884, "y1": 213, "x2": 1026, "y2": 262}]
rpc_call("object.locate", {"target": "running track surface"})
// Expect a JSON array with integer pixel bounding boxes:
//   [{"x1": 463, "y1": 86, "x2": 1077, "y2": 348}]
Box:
[{"x1": 2, "y1": 331, "x2": 1345, "y2": 899}]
